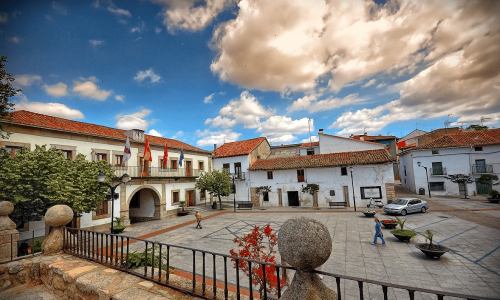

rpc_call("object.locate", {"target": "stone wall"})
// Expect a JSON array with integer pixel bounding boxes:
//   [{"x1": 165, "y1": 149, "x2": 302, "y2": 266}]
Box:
[{"x1": 385, "y1": 183, "x2": 396, "y2": 202}]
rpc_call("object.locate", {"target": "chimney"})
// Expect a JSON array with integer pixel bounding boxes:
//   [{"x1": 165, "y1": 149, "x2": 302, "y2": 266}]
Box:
[
  {"x1": 360, "y1": 136, "x2": 364, "y2": 141},
  {"x1": 214, "y1": 144, "x2": 217, "y2": 151},
  {"x1": 318, "y1": 129, "x2": 324, "y2": 134}
]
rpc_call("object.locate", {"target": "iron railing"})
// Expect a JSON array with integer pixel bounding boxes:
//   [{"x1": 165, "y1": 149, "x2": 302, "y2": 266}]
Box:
[
  {"x1": 430, "y1": 167, "x2": 447, "y2": 176},
  {"x1": 0, "y1": 229, "x2": 45, "y2": 263},
  {"x1": 472, "y1": 164, "x2": 493, "y2": 174},
  {"x1": 62, "y1": 227, "x2": 496, "y2": 300},
  {"x1": 113, "y1": 166, "x2": 202, "y2": 178},
  {"x1": 232, "y1": 172, "x2": 246, "y2": 180}
]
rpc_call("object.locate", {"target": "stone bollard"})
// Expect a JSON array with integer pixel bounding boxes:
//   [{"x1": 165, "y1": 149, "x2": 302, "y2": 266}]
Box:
[
  {"x1": 42, "y1": 205, "x2": 74, "y2": 255},
  {"x1": 278, "y1": 217, "x2": 337, "y2": 299},
  {"x1": 0, "y1": 201, "x2": 19, "y2": 262}
]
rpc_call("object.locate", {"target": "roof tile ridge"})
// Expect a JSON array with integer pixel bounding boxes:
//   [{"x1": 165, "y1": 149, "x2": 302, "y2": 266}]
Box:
[{"x1": 321, "y1": 132, "x2": 385, "y2": 146}]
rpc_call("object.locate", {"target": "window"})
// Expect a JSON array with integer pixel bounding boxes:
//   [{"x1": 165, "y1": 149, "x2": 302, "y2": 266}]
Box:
[
  {"x1": 307, "y1": 149, "x2": 314, "y2": 156},
  {"x1": 96, "y1": 200, "x2": 109, "y2": 215},
  {"x1": 341, "y1": 167, "x2": 347, "y2": 176},
  {"x1": 297, "y1": 169, "x2": 305, "y2": 182},
  {"x1": 172, "y1": 191, "x2": 179, "y2": 204},
  {"x1": 360, "y1": 186, "x2": 382, "y2": 199},
  {"x1": 200, "y1": 190, "x2": 206, "y2": 200},
  {"x1": 475, "y1": 159, "x2": 486, "y2": 173},
  {"x1": 263, "y1": 192, "x2": 269, "y2": 202},
  {"x1": 431, "y1": 162, "x2": 443, "y2": 175},
  {"x1": 130, "y1": 193, "x2": 140, "y2": 208},
  {"x1": 267, "y1": 171, "x2": 273, "y2": 179},
  {"x1": 199, "y1": 161, "x2": 204, "y2": 171},
  {"x1": 171, "y1": 159, "x2": 178, "y2": 169},
  {"x1": 160, "y1": 158, "x2": 168, "y2": 169},
  {"x1": 115, "y1": 155, "x2": 123, "y2": 167},
  {"x1": 223, "y1": 163, "x2": 230, "y2": 172},
  {"x1": 432, "y1": 150, "x2": 439, "y2": 155},
  {"x1": 475, "y1": 146, "x2": 483, "y2": 151},
  {"x1": 95, "y1": 153, "x2": 106, "y2": 162},
  {"x1": 404, "y1": 166, "x2": 407, "y2": 176},
  {"x1": 234, "y1": 162, "x2": 242, "y2": 177},
  {"x1": 6, "y1": 146, "x2": 22, "y2": 157},
  {"x1": 429, "y1": 182, "x2": 445, "y2": 191}
]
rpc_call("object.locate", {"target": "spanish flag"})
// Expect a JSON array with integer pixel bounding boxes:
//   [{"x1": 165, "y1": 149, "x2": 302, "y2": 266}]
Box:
[
  {"x1": 143, "y1": 137, "x2": 152, "y2": 162},
  {"x1": 163, "y1": 143, "x2": 168, "y2": 168}
]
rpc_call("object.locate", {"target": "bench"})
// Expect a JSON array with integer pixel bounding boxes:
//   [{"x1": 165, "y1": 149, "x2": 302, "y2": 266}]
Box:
[
  {"x1": 329, "y1": 202, "x2": 347, "y2": 208},
  {"x1": 237, "y1": 202, "x2": 254, "y2": 209}
]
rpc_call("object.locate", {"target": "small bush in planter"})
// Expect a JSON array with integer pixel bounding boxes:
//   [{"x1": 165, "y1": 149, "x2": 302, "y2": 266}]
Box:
[
  {"x1": 127, "y1": 244, "x2": 175, "y2": 272},
  {"x1": 419, "y1": 230, "x2": 446, "y2": 251},
  {"x1": 178, "y1": 200, "x2": 186, "y2": 212},
  {"x1": 392, "y1": 217, "x2": 417, "y2": 238},
  {"x1": 489, "y1": 190, "x2": 499, "y2": 198},
  {"x1": 363, "y1": 210, "x2": 376, "y2": 217},
  {"x1": 112, "y1": 216, "x2": 127, "y2": 233},
  {"x1": 381, "y1": 219, "x2": 397, "y2": 229}
]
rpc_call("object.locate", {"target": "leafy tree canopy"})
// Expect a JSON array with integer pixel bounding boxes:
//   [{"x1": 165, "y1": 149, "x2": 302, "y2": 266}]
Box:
[
  {"x1": 302, "y1": 183, "x2": 319, "y2": 195},
  {"x1": 476, "y1": 174, "x2": 499, "y2": 186},
  {"x1": 256, "y1": 186, "x2": 272, "y2": 195},
  {"x1": 0, "y1": 56, "x2": 19, "y2": 139},
  {"x1": 0, "y1": 145, "x2": 114, "y2": 226},
  {"x1": 195, "y1": 169, "x2": 232, "y2": 207},
  {"x1": 444, "y1": 174, "x2": 474, "y2": 184}
]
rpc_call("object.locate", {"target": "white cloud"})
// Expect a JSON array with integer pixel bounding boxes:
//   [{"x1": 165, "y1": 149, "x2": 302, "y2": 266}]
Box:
[
  {"x1": 362, "y1": 79, "x2": 376, "y2": 88},
  {"x1": 107, "y1": 6, "x2": 131, "y2": 17},
  {"x1": 155, "y1": 27, "x2": 162, "y2": 33},
  {"x1": 217, "y1": 91, "x2": 274, "y2": 128},
  {"x1": 267, "y1": 134, "x2": 296, "y2": 145},
  {"x1": 51, "y1": 1, "x2": 67, "y2": 15},
  {"x1": 301, "y1": 136, "x2": 319, "y2": 143},
  {"x1": 147, "y1": 129, "x2": 163, "y2": 137},
  {"x1": 15, "y1": 74, "x2": 42, "y2": 87},
  {"x1": 150, "y1": 0, "x2": 233, "y2": 33},
  {"x1": 205, "y1": 116, "x2": 237, "y2": 128},
  {"x1": 15, "y1": 100, "x2": 84, "y2": 119},
  {"x1": 257, "y1": 116, "x2": 311, "y2": 137},
  {"x1": 92, "y1": 0, "x2": 100, "y2": 8},
  {"x1": 89, "y1": 40, "x2": 103, "y2": 46},
  {"x1": 376, "y1": 83, "x2": 386, "y2": 89},
  {"x1": 131, "y1": 21, "x2": 145, "y2": 33},
  {"x1": 115, "y1": 109, "x2": 151, "y2": 130},
  {"x1": 43, "y1": 82, "x2": 68, "y2": 97},
  {"x1": 204, "y1": 93, "x2": 215, "y2": 104},
  {"x1": 72, "y1": 78, "x2": 111, "y2": 101},
  {"x1": 171, "y1": 131, "x2": 184, "y2": 139},
  {"x1": 196, "y1": 129, "x2": 241, "y2": 147},
  {"x1": 451, "y1": 113, "x2": 500, "y2": 127},
  {"x1": 115, "y1": 95, "x2": 124, "y2": 101},
  {"x1": 10, "y1": 37, "x2": 20, "y2": 44},
  {"x1": 134, "y1": 68, "x2": 161, "y2": 84},
  {"x1": 287, "y1": 93, "x2": 365, "y2": 113}
]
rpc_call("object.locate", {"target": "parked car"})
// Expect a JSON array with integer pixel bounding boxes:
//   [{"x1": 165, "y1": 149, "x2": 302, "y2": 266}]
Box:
[{"x1": 383, "y1": 198, "x2": 429, "y2": 216}]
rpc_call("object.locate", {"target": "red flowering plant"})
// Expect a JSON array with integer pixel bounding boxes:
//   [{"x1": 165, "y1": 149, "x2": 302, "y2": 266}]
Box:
[
  {"x1": 381, "y1": 219, "x2": 397, "y2": 224},
  {"x1": 229, "y1": 224, "x2": 285, "y2": 297}
]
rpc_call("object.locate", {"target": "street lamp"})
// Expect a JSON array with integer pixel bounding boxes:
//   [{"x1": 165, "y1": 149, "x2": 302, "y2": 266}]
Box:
[
  {"x1": 97, "y1": 172, "x2": 131, "y2": 233},
  {"x1": 417, "y1": 161, "x2": 431, "y2": 198},
  {"x1": 231, "y1": 174, "x2": 236, "y2": 212},
  {"x1": 349, "y1": 166, "x2": 357, "y2": 212}
]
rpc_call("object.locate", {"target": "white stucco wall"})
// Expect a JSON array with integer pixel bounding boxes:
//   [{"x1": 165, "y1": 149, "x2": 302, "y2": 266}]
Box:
[
  {"x1": 213, "y1": 155, "x2": 252, "y2": 202},
  {"x1": 318, "y1": 133, "x2": 384, "y2": 154},
  {"x1": 19, "y1": 219, "x2": 46, "y2": 240},
  {"x1": 249, "y1": 164, "x2": 394, "y2": 207},
  {"x1": 299, "y1": 146, "x2": 319, "y2": 156}
]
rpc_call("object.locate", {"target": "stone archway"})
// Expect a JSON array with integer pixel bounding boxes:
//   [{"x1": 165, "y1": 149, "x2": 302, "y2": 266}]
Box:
[{"x1": 126, "y1": 186, "x2": 162, "y2": 224}]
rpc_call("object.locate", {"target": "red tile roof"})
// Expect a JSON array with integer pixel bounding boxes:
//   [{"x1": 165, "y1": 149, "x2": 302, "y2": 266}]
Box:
[
  {"x1": 248, "y1": 149, "x2": 394, "y2": 170},
  {"x1": 213, "y1": 137, "x2": 267, "y2": 158},
  {"x1": 300, "y1": 142, "x2": 319, "y2": 148},
  {"x1": 414, "y1": 129, "x2": 500, "y2": 150},
  {"x1": 352, "y1": 135, "x2": 396, "y2": 141},
  {"x1": 6, "y1": 110, "x2": 209, "y2": 153}
]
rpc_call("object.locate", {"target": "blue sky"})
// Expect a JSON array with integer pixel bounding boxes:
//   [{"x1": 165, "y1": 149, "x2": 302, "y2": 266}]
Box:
[{"x1": 1, "y1": 0, "x2": 499, "y2": 150}]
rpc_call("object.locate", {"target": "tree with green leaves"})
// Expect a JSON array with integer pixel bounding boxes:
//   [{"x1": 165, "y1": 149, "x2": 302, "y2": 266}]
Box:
[
  {"x1": 444, "y1": 174, "x2": 474, "y2": 198},
  {"x1": 0, "y1": 145, "x2": 114, "y2": 227},
  {"x1": 466, "y1": 124, "x2": 488, "y2": 131},
  {"x1": 0, "y1": 56, "x2": 19, "y2": 139},
  {"x1": 256, "y1": 186, "x2": 272, "y2": 209},
  {"x1": 476, "y1": 174, "x2": 499, "y2": 186},
  {"x1": 195, "y1": 169, "x2": 232, "y2": 210}
]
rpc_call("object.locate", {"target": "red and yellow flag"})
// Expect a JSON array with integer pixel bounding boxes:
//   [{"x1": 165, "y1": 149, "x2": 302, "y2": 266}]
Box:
[
  {"x1": 163, "y1": 143, "x2": 168, "y2": 167},
  {"x1": 143, "y1": 137, "x2": 152, "y2": 162}
]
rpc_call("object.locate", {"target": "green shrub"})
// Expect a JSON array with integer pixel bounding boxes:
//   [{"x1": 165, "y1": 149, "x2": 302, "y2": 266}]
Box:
[
  {"x1": 392, "y1": 229, "x2": 417, "y2": 237},
  {"x1": 33, "y1": 237, "x2": 45, "y2": 253},
  {"x1": 127, "y1": 244, "x2": 174, "y2": 272},
  {"x1": 489, "y1": 190, "x2": 499, "y2": 197}
]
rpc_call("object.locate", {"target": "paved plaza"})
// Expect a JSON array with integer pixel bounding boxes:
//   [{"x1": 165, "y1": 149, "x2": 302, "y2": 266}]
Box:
[{"x1": 121, "y1": 204, "x2": 500, "y2": 299}]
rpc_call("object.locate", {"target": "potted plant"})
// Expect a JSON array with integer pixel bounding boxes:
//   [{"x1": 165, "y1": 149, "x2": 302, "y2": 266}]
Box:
[
  {"x1": 415, "y1": 230, "x2": 449, "y2": 258},
  {"x1": 112, "y1": 216, "x2": 127, "y2": 234},
  {"x1": 381, "y1": 219, "x2": 398, "y2": 229},
  {"x1": 487, "y1": 190, "x2": 499, "y2": 203},
  {"x1": 177, "y1": 201, "x2": 189, "y2": 216},
  {"x1": 390, "y1": 217, "x2": 417, "y2": 242},
  {"x1": 363, "y1": 210, "x2": 376, "y2": 217}
]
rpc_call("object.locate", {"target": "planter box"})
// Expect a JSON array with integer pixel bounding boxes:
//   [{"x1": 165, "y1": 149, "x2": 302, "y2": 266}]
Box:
[
  {"x1": 415, "y1": 243, "x2": 449, "y2": 258},
  {"x1": 111, "y1": 228, "x2": 125, "y2": 234},
  {"x1": 382, "y1": 222, "x2": 397, "y2": 229},
  {"x1": 390, "y1": 231, "x2": 413, "y2": 242},
  {"x1": 363, "y1": 212, "x2": 376, "y2": 218},
  {"x1": 487, "y1": 198, "x2": 499, "y2": 203},
  {"x1": 177, "y1": 211, "x2": 189, "y2": 216}
]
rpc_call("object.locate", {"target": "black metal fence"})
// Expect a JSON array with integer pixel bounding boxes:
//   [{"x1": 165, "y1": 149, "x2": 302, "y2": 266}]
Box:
[
  {"x1": 0, "y1": 229, "x2": 45, "y2": 263},
  {"x1": 62, "y1": 227, "x2": 497, "y2": 300}
]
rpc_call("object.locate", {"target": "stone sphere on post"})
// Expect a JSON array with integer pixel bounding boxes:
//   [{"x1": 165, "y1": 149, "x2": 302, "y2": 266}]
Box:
[
  {"x1": 42, "y1": 205, "x2": 74, "y2": 255},
  {"x1": 0, "y1": 201, "x2": 18, "y2": 262},
  {"x1": 0, "y1": 201, "x2": 14, "y2": 216},
  {"x1": 278, "y1": 217, "x2": 337, "y2": 299}
]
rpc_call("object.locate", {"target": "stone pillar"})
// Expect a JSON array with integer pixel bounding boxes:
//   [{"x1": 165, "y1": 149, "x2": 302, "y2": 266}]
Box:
[
  {"x1": 278, "y1": 217, "x2": 337, "y2": 299},
  {"x1": 0, "y1": 201, "x2": 18, "y2": 262},
  {"x1": 42, "y1": 205, "x2": 74, "y2": 255},
  {"x1": 119, "y1": 184, "x2": 130, "y2": 226},
  {"x1": 385, "y1": 183, "x2": 396, "y2": 203},
  {"x1": 278, "y1": 189, "x2": 282, "y2": 207},
  {"x1": 313, "y1": 191, "x2": 318, "y2": 207}
]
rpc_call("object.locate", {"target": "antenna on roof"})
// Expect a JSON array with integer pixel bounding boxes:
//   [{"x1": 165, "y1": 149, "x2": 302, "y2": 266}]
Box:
[
  {"x1": 267, "y1": 134, "x2": 275, "y2": 145},
  {"x1": 480, "y1": 116, "x2": 490, "y2": 126},
  {"x1": 308, "y1": 118, "x2": 313, "y2": 148}
]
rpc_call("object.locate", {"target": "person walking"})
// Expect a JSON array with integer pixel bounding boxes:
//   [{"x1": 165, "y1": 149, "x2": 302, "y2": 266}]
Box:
[
  {"x1": 372, "y1": 217, "x2": 385, "y2": 245},
  {"x1": 195, "y1": 211, "x2": 202, "y2": 229}
]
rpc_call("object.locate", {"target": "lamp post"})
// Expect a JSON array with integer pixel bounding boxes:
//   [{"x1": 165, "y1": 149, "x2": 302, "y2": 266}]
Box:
[
  {"x1": 232, "y1": 174, "x2": 236, "y2": 212},
  {"x1": 417, "y1": 161, "x2": 431, "y2": 198},
  {"x1": 349, "y1": 166, "x2": 357, "y2": 212},
  {"x1": 97, "y1": 172, "x2": 131, "y2": 233}
]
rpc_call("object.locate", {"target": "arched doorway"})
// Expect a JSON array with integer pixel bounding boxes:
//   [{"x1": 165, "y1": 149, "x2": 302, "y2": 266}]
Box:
[{"x1": 128, "y1": 187, "x2": 161, "y2": 224}]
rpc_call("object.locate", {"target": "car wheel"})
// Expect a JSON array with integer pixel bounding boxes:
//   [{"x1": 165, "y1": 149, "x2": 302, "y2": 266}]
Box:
[
  {"x1": 421, "y1": 207, "x2": 426, "y2": 213},
  {"x1": 401, "y1": 209, "x2": 407, "y2": 216}
]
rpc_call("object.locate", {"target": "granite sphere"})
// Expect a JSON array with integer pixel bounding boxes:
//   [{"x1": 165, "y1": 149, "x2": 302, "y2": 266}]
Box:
[
  {"x1": 0, "y1": 201, "x2": 14, "y2": 216},
  {"x1": 45, "y1": 205, "x2": 74, "y2": 227},
  {"x1": 278, "y1": 217, "x2": 332, "y2": 271}
]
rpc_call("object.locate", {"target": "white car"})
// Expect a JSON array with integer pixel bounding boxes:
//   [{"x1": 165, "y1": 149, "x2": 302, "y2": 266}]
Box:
[{"x1": 383, "y1": 198, "x2": 429, "y2": 216}]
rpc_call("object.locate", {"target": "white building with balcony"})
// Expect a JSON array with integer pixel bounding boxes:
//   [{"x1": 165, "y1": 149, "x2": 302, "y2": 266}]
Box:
[
  {"x1": 399, "y1": 129, "x2": 500, "y2": 197},
  {"x1": 0, "y1": 110, "x2": 212, "y2": 237}
]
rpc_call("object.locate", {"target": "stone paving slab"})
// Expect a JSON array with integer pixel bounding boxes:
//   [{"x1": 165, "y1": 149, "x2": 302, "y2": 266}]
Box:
[{"x1": 0, "y1": 283, "x2": 62, "y2": 300}]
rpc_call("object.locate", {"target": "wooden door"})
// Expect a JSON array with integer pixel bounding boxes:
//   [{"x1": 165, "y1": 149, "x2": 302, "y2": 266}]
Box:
[
  {"x1": 187, "y1": 190, "x2": 195, "y2": 206},
  {"x1": 343, "y1": 186, "x2": 350, "y2": 207},
  {"x1": 459, "y1": 182, "x2": 467, "y2": 198},
  {"x1": 186, "y1": 161, "x2": 192, "y2": 177}
]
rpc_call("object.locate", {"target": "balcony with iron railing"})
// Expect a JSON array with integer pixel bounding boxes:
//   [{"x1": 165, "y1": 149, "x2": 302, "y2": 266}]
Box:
[
  {"x1": 472, "y1": 164, "x2": 493, "y2": 174},
  {"x1": 430, "y1": 167, "x2": 447, "y2": 176},
  {"x1": 113, "y1": 166, "x2": 203, "y2": 178},
  {"x1": 232, "y1": 172, "x2": 246, "y2": 180}
]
